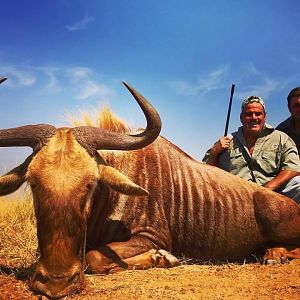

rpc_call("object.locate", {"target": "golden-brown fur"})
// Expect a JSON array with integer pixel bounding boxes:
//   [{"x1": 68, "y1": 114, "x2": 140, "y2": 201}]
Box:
[
  {"x1": 2, "y1": 107, "x2": 300, "y2": 298},
  {"x1": 69, "y1": 106, "x2": 131, "y2": 133},
  {"x1": 27, "y1": 128, "x2": 99, "y2": 197}
]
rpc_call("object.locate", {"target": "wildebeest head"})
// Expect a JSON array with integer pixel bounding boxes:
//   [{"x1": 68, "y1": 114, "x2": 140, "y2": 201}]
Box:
[{"x1": 0, "y1": 82, "x2": 161, "y2": 298}]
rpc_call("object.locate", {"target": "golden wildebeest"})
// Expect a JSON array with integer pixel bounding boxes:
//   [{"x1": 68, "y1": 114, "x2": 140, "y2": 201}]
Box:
[{"x1": 0, "y1": 82, "x2": 300, "y2": 299}]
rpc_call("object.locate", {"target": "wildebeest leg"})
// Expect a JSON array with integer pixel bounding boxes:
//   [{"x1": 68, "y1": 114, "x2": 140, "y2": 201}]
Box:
[
  {"x1": 262, "y1": 245, "x2": 300, "y2": 264},
  {"x1": 253, "y1": 189, "x2": 300, "y2": 263},
  {"x1": 86, "y1": 237, "x2": 180, "y2": 274}
]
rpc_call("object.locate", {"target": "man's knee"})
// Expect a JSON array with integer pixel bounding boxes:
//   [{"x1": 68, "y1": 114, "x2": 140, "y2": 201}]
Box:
[{"x1": 287, "y1": 176, "x2": 300, "y2": 190}]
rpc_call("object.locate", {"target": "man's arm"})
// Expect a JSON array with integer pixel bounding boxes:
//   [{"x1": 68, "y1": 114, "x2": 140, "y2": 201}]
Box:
[
  {"x1": 264, "y1": 133, "x2": 300, "y2": 191},
  {"x1": 204, "y1": 136, "x2": 232, "y2": 166},
  {"x1": 263, "y1": 170, "x2": 299, "y2": 191}
]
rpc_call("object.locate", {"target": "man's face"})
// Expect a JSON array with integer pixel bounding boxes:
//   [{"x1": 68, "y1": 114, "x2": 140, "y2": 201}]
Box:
[
  {"x1": 288, "y1": 96, "x2": 300, "y2": 123},
  {"x1": 240, "y1": 103, "x2": 266, "y2": 137}
]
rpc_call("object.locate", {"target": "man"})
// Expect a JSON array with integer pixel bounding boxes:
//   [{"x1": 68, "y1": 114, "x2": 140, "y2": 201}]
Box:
[
  {"x1": 276, "y1": 87, "x2": 300, "y2": 154},
  {"x1": 203, "y1": 95, "x2": 300, "y2": 203}
]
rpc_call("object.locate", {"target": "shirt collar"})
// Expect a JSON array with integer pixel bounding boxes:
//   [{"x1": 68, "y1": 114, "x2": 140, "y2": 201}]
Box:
[
  {"x1": 236, "y1": 123, "x2": 274, "y2": 144},
  {"x1": 237, "y1": 123, "x2": 274, "y2": 135}
]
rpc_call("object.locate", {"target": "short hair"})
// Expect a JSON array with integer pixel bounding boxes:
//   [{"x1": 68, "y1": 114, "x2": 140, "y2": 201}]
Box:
[{"x1": 287, "y1": 87, "x2": 300, "y2": 104}]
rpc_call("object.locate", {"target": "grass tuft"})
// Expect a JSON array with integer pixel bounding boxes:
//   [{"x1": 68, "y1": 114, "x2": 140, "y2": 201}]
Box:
[{"x1": 0, "y1": 191, "x2": 37, "y2": 270}]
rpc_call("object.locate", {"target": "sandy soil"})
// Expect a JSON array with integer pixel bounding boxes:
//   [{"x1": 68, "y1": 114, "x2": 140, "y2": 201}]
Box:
[{"x1": 1, "y1": 260, "x2": 300, "y2": 300}]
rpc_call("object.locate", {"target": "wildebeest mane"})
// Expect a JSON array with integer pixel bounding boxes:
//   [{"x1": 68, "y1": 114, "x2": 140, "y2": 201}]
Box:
[
  {"x1": 70, "y1": 106, "x2": 195, "y2": 161},
  {"x1": 69, "y1": 106, "x2": 131, "y2": 133}
]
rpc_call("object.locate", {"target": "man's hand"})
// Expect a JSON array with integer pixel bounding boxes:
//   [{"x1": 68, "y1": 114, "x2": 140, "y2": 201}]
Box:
[
  {"x1": 206, "y1": 136, "x2": 232, "y2": 166},
  {"x1": 210, "y1": 136, "x2": 232, "y2": 156}
]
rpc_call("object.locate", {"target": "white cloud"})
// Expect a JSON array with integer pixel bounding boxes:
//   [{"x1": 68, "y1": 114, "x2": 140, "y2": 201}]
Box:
[
  {"x1": 65, "y1": 66, "x2": 113, "y2": 101},
  {"x1": 238, "y1": 79, "x2": 279, "y2": 100},
  {"x1": 2, "y1": 66, "x2": 36, "y2": 88},
  {"x1": 169, "y1": 63, "x2": 281, "y2": 101},
  {"x1": 169, "y1": 65, "x2": 230, "y2": 96},
  {"x1": 36, "y1": 66, "x2": 61, "y2": 94},
  {"x1": 237, "y1": 63, "x2": 279, "y2": 99},
  {"x1": 76, "y1": 80, "x2": 113, "y2": 101},
  {"x1": 67, "y1": 67, "x2": 94, "y2": 81},
  {"x1": 1, "y1": 64, "x2": 114, "y2": 102},
  {"x1": 65, "y1": 15, "x2": 94, "y2": 31}
]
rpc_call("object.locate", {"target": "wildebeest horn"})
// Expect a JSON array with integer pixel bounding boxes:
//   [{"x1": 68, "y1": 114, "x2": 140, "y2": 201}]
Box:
[
  {"x1": 0, "y1": 77, "x2": 7, "y2": 85},
  {"x1": 0, "y1": 124, "x2": 56, "y2": 150},
  {"x1": 72, "y1": 82, "x2": 162, "y2": 152}
]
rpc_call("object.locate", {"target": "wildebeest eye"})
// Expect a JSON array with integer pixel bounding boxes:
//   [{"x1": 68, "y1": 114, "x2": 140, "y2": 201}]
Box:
[
  {"x1": 30, "y1": 183, "x2": 37, "y2": 190},
  {"x1": 80, "y1": 199, "x2": 86, "y2": 212},
  {"x1": 35, "y1": 272, "x2": 48, "y2": 284}
]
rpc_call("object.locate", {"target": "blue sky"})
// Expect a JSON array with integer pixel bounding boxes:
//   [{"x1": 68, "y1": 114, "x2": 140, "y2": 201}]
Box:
[{"x1": 0, "y1": 0, "x2": 300, "y2": 173}]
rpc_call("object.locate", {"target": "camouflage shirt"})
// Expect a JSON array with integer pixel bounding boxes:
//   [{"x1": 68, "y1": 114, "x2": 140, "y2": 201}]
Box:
[{"x1": 203, "y1": 124, "x2": 300, "y2": 186}]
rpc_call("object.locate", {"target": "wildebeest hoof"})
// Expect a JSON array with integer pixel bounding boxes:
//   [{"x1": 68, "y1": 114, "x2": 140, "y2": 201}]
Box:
[
  {"x1": 263, "y1": 257, "x2": 288, "y2": 265},
  {"x1": 264, "y1": 259, "x2": 280, "y2": 265},
  {"x1": 150, "y1": 249, "x2": 180, "y2": 268},
  {"x1": 262, "y1": 247, "x2": 289, "y2": 265}
]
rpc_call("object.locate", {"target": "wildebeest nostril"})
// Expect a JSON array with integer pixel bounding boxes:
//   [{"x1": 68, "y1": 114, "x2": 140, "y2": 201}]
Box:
[
  {"x1": 51, "y1": 273, "x2": 66, "y2": 280},
  {"x1": 68, "y1": 272, "x2": 80, "y2": 284},
  {"x1": 35, "y1": 272, "x2": 48, "y2": 284}
]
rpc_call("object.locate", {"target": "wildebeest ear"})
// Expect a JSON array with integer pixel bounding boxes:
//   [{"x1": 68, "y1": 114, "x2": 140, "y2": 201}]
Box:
[
  {"x1": 0, "y1": 155, "x2": 33, "y2": 196},
  {"x1": 98, "y1": 165, "x2": 149, "y2": 196}
]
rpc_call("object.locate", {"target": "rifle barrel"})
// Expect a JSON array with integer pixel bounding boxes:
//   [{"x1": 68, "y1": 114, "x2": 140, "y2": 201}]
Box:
[{"x1": 224, "y1": 84, "x2": 235, "y2": 136}]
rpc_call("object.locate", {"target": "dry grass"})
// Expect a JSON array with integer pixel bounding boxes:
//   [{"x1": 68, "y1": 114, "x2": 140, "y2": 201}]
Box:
[
  {"x1": 0, "y1": 190, "x2": 37, "y2": 270},
  {"x1": 2, "y1": 110, "x2": 300, "y2": 299},
  {"x1": 1, "y1": 185, "x2": 300, "y2": 300}
]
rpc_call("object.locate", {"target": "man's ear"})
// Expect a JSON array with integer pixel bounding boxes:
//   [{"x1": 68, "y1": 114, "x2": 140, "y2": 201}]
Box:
[
  {"x1": 98, "y1": 165, "x2": 149, "y2": 196},
  {"x1": 0, "y1": 155, "x2": 33, "y2": 196}
]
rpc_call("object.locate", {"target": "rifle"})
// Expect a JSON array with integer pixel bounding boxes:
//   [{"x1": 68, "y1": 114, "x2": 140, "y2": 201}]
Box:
[{"x1": 224, "y1": 84, "x2": 235, "y2": 136}]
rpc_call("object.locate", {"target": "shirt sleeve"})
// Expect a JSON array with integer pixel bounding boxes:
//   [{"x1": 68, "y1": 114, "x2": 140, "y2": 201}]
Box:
[
  {"x1": 280, "y1": 134, "x2": 300, "y2": 172},
  {"x1": 202, "y1": 149, "x2": 211, "y2": 163},
  {"x1": 202, "y1": 146, "x2": 231, "y2": 171},
  {"x1": 202, "y1": 134, "x2": 234, "y2": 166}
]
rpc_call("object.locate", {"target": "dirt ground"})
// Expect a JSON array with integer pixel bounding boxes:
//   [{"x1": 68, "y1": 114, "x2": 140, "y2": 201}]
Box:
[
  {"x1": 1, "y1": 260, "x2": 300, "y2": 300},
  {"x1": 1, "y1": 197, "x2": 300, "y2": 299}
]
